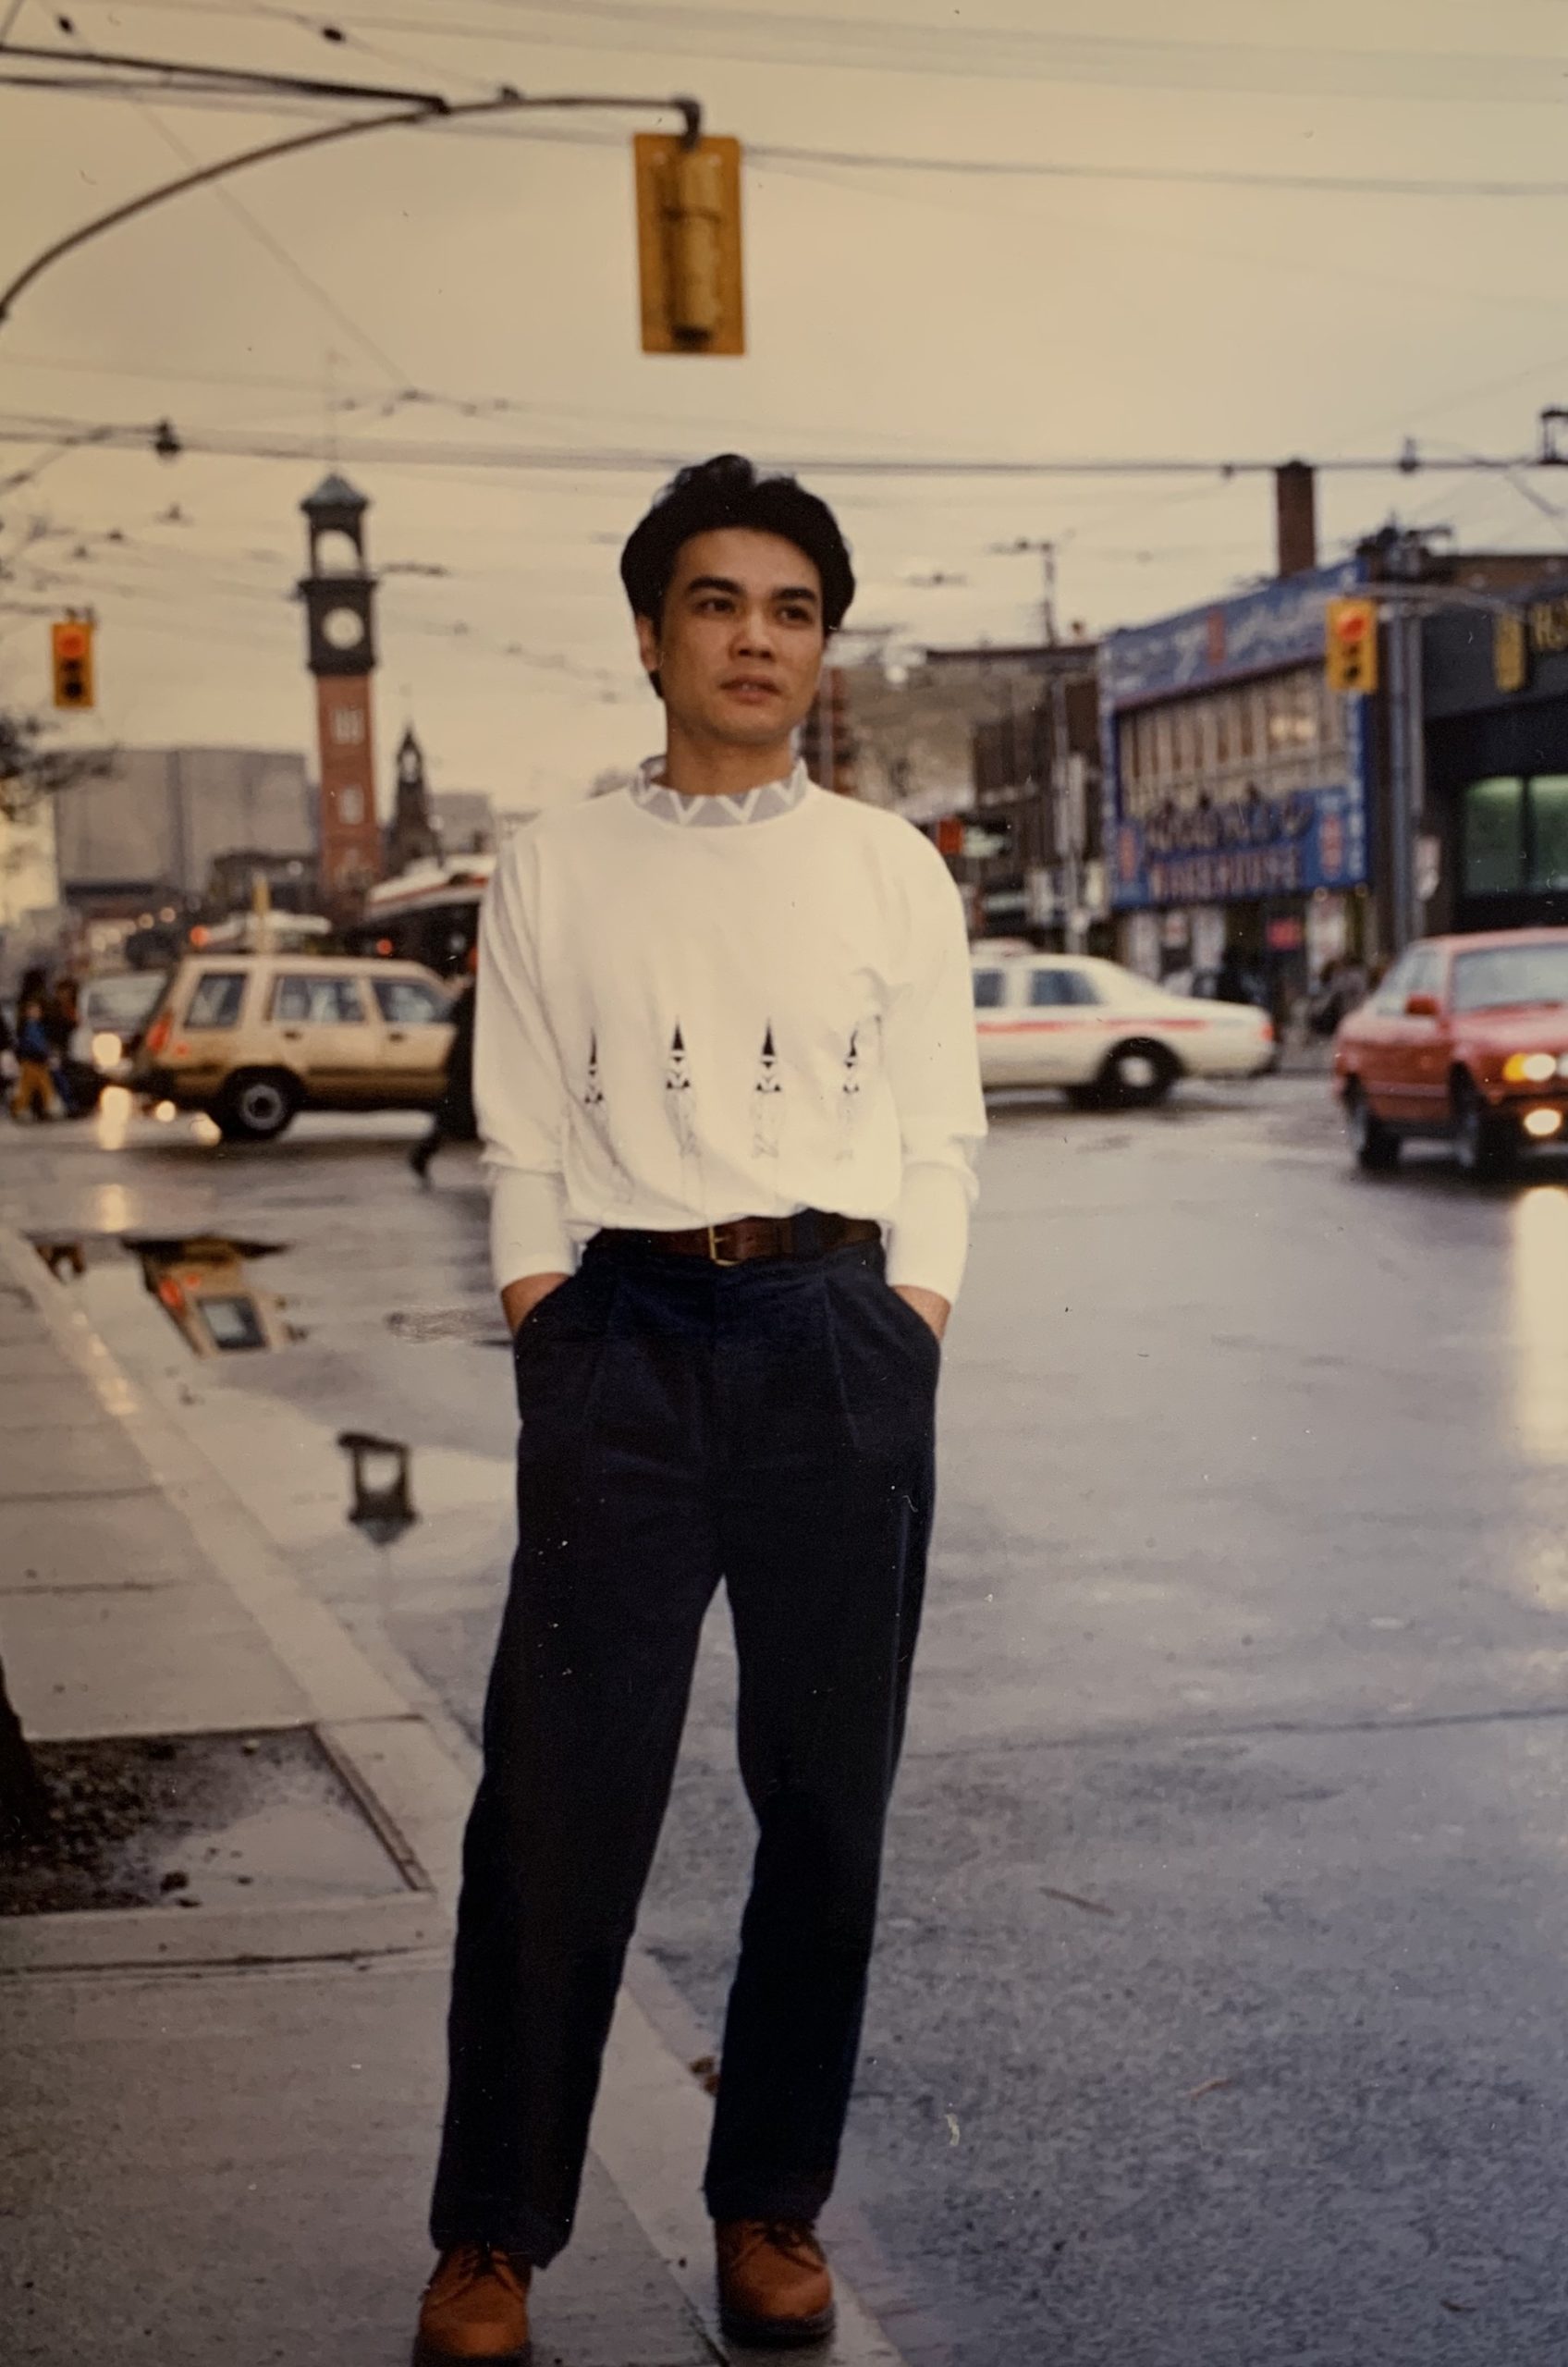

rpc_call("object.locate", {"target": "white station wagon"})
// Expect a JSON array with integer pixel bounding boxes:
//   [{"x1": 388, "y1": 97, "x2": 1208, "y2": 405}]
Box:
[{"x1": 973, "y1": 950, "x2": 1274, "y2": 1106}]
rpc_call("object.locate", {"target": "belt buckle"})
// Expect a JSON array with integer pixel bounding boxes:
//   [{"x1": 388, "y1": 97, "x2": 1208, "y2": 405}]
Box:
[{"x1": 706, "y1": 1222, "x2": 742, "y2": 1268}]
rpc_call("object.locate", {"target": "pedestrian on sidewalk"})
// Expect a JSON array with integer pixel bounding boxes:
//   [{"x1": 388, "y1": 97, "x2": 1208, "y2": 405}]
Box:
[
  {"x1": 417, "y1": 453, "x2": 986, "y2": 2365},
  {"x1": 10, "y1": 993, "x2": 57, "y2": 1122},
  {"x1": 409, "y1": 946, "x2": 479, "y2": 1183}
]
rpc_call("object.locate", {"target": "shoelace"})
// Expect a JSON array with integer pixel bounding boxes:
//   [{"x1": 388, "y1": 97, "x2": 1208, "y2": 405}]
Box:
[
  {"x1": 731, "y1": 2219, "x2": 825, "y2": 2270},
  {"x1": 439, "y1": 2242, "x2": 529, "y2": 2296}
]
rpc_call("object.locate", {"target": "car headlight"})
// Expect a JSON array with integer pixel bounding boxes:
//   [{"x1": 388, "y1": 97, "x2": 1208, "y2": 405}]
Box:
[
  {"x1": 1503, "y1": 1050, "x2": 1559, "y2": 1084},
  {"x1": 91, "y1": 1030, "x2": 123, "y2": 1067}
]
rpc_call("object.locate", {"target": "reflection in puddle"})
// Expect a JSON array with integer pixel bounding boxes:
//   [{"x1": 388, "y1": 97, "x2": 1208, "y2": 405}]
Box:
[
  {"x1": 94, "y1": 1085, "x2": 132, "y2": 1151},
  {"x1": 94, "y1": 1182, "x2": 131, "y2": 1233},
  {"x1": 1511, "y1": 1186, "x2": 1568, "y2": 1461}
]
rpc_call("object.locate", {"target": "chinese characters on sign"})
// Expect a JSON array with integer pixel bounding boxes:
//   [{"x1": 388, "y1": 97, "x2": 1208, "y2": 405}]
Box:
[{"x1": 1100, "y1": 561, "x2": 1372, "y2": 911}]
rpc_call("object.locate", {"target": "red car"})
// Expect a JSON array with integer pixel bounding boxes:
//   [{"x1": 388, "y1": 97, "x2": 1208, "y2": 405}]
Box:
[{"x1": 1334, "y1": 927, "x2": 1568, "y2": 1177}]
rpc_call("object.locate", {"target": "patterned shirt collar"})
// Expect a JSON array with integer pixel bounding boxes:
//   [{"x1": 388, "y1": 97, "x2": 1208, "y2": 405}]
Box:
[{"x1": 631, "y1": 755, "x2": 812, "y2": 828}]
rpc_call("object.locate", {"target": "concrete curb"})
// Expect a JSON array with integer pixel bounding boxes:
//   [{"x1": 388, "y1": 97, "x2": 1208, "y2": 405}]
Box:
[
  {"x1": 0, "y1": 1224, "x2": 465, "y2": 1970},
  {"x1": 0, "y1": 1226, "x2": 910, "y2": 2367}
]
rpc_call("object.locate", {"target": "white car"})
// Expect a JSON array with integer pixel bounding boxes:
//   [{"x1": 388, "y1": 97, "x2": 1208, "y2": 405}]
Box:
[{"x1": 973, "y1": 951, "x2": 1274, "y2": 1105}]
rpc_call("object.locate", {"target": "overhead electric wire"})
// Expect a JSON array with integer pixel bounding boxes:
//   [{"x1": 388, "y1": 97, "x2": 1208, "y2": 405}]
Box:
[
  {"x1": 7, "y1": 409, "x2": 1568, "y2": 481},
  {"x1": 44, "y1": 10, "x2": 412, "y2": 385},
  {"x1": 16, "y1": 34, "x2": 1568, "y2": 200},
  {"x1": 80, "y1": 0, "x2": 1568, "y2": 106}
]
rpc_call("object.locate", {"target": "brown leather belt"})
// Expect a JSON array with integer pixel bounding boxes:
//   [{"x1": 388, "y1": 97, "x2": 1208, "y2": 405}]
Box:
[{"x1": 594, "y1": 1209, "x2": 882, "y2": 1268}]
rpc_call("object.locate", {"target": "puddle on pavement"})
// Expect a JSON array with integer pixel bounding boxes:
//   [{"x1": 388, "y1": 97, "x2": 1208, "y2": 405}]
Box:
[
  {"x1": 0, "y1": 1727, "x2": 412, "y2": 1918},
  {"x1": 27, "y1": 1229, "x2": 296, "y2": 1355}
]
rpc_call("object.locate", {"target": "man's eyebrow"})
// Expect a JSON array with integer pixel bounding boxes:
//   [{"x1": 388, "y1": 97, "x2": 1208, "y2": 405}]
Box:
[{"x1": 682, "y1": 574, "x2": 821, "y2": 607}]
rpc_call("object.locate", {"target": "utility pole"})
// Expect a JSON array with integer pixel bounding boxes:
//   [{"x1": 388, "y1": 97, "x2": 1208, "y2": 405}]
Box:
[
  {"x1": 1378, "y1": 530, "x2": 1436, "y2": 956},
  {"x1": 1337, "y1": 534, "x2": 1511, "y2": 959},
  {"x1": 991, "y1": 537, "x2": 1058, "y2": 645},
  {"x1": 1385, "y1": 604, "x2": 1415, "y2": 957},
  {"x1": 1387, "y1": 606, "x2": 1430, "y2": 957}
]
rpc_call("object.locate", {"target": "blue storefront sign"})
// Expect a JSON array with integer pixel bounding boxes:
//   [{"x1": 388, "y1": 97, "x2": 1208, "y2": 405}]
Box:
[{"x1": 1099, "y1": 558, "x2": 1373, "y2": 910}]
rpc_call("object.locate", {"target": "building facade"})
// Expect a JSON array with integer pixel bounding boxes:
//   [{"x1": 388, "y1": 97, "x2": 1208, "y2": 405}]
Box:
[
  {"x1": 53, "y1": 745, "x2": 314, "y2": 914},
  {"x1": 967, "y1": 654, "x2": 1104, "y2": 945},
  {"x1": 431, "y1": 790, "x2": 497, "y2": 853},
  {"x1": 1099, "y1": 559, "x2": 1374, "y2": 994},
  {"x1": 1422, "y1": 578, "x2": 1568, "y2": 937},
  {"x1": 830, "y1": 640, "x2": 1104, "y2": 938}
]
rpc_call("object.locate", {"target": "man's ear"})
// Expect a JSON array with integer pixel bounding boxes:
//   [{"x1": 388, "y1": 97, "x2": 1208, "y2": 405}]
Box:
[{"x1": 634, "y1": 610, "x2": 660, "y2": 679}]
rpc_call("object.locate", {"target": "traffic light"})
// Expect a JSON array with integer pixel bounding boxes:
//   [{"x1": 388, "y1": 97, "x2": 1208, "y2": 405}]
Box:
[
  {"x1": 1324, "y1": 595, "x2": 1378, "y2": 694},
  {"x1": 633, "y1": 132, "x2": 744, "y2": 355},
  {"x1": 50, "y1": 616, "x2": 95, "y2": 709}
]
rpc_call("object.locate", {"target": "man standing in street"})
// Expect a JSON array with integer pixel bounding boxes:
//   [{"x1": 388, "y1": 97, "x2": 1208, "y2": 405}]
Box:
[{"x1": 415, "y1": 454, "x2": 986, "y2": 2364}]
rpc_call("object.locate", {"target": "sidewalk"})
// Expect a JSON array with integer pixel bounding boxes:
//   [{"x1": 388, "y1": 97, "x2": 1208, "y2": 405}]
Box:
[{"x1": 0, "y1": 1228, "x2": 904, "y2": 2367}]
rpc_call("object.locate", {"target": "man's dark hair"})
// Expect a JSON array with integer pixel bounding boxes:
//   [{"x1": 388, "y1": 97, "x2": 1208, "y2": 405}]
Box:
[{"x1": 619, "y1": 452, "x2": 855, "y2": 638}]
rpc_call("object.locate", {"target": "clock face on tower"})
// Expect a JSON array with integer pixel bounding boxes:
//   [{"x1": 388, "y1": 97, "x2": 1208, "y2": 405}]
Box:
[{"x1": 321, "y1": 605, "x2": 367, "y2": 652}]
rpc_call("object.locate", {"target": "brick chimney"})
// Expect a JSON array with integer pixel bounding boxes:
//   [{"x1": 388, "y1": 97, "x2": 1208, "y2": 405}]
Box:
[{"x1": 1274, "y1": 461, "x2": 1317, "y2": 578}]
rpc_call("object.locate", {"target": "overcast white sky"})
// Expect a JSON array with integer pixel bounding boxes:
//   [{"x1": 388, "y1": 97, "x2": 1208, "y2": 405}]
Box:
[{"x1": 7, "y1": 0, "x2": 1568, "y2": 813}]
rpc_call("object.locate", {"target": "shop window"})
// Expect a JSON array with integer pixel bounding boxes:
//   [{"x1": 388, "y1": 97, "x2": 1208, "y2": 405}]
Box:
[
  {"x1": 1214, "y1": 695, "x2": 1231, "y2": 766},
  {"x1": 1531, "y1": 775, "x2": 1568, "y2": 890},
  {"x1": 1463, "y1": 775, "x2": 1525, "y2": 895}
]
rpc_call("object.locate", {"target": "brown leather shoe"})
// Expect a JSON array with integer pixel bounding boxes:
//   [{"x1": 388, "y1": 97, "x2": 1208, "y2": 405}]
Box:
[
  {"x1": 412, "y1": 2244, "x2": 533, "y2": 2365},
  {"x1": 716, "y1": 2218, "x2": 836, "y2": 2348}
]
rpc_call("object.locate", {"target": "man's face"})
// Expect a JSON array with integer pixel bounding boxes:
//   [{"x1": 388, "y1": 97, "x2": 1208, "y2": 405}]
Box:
[{"x1": 636, "y1": 527, "x2": 826, "y2": 748}]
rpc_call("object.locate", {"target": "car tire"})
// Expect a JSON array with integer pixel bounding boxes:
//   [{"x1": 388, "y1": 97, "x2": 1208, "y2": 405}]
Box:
[
  {"x1": 1452, "y1": 1073, "x2": 1516, "y2": 1181},
  {"x1": 1096, "y1": 1040, "x2": 1179, "y2": 1109},
  {"x1": 1344, "y1": 1082, "x2": 1401, "y2": 1171},
  {"x1": 214, "y1": 1069, "x2": 300, "y2": 1143}
]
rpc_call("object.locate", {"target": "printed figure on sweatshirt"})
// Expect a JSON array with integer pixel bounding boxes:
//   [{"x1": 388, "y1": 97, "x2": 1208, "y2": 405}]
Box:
[
  {"x1": 663, "y1": 1021, "x2": 698, "y2": 1159},
  {"x1": 752, "y1": 1022, "x2": 783, "y2": 1159},
  {"x1": 580, "y1": 1031, "x2": 634, "y2": 1203},
  {"x1": 836, "y1": 1023, "x2": 866, "y2": 1162}
]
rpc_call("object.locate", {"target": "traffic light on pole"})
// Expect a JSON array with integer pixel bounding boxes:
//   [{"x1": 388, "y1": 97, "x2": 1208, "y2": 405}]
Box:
[
  {"x1": 50, "y1": 616, "x2": 95, "y2": 709},
  {"x1": 1324, "y1": 596, "x2": 1378, "y2": 694},
  {"x1": 633, "y1": 132, "x2": 745, "y2": 355}
]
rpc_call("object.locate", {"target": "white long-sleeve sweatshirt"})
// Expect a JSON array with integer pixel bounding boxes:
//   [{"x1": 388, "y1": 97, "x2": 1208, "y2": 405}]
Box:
[{"x1": 475, "y1": 762, "x2": 986, "y2": 1303}]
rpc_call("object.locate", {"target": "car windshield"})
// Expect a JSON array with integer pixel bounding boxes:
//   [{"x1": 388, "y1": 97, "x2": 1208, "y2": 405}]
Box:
[
  {"x1": 85, "y1": 973, "x2": 165, "y2": 1029},
  {"x1": 1452, "y1": 945, "x2": 1568, "y2": 1012}
]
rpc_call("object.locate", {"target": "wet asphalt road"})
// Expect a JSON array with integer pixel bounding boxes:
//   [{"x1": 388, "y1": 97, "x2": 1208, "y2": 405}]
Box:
[{"x1": 8, "y1": 1076, "x2": 1568, "y2": 2365}]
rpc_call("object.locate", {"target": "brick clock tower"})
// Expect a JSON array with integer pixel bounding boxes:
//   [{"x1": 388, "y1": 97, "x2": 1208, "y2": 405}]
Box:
[{"x1": 299, "y1": 472, "x2": 382, "y2": 908}]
